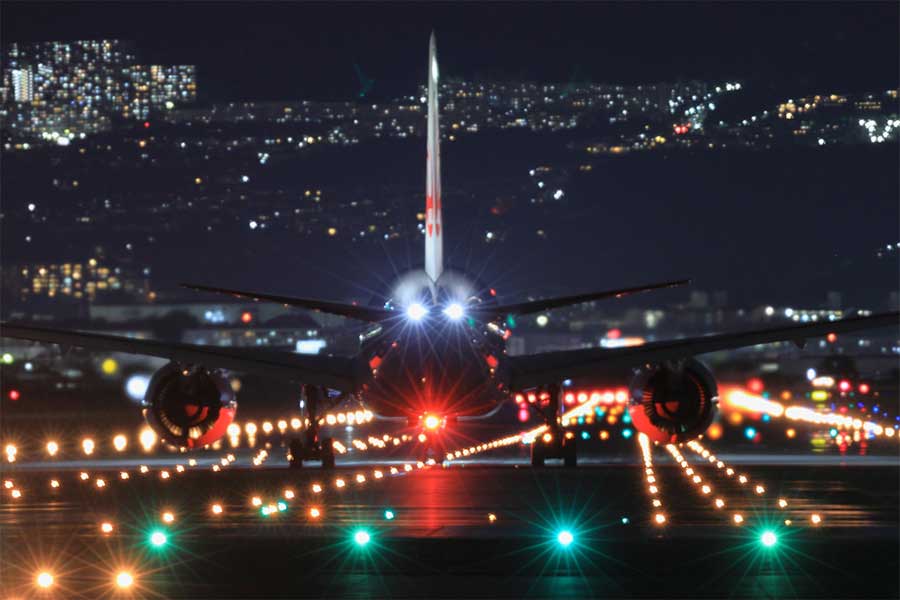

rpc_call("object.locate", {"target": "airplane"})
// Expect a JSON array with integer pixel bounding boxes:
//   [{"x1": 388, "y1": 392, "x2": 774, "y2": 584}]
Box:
[{"x1": 2, "y1": 33, "x2": 897, "y2": 468}]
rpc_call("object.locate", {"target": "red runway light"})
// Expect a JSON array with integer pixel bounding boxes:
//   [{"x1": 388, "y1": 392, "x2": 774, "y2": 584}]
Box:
[
  {"x1": 859, "y1": 383, "x2": 870, "y2": 394},
  {"x1": 241, "y1": 311, "x2": 253, "y2": 324},
  {"x1": 8, "y1": 389, "x2": 20, "y2": 401},
  {"x1": 747, "y1": 378, "x2": 764, "y2": 394},
  {"x1": 838, "y1": 380, "x2": 851, "y2": 393},
  {"x1": 423, "y1": 414, "x2": 441, "y2": 430}
]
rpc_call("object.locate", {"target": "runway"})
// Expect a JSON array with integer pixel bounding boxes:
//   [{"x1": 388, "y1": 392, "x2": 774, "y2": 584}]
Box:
[{"x1": 2, "y1": 451, "x2": 898, "y2": 598}]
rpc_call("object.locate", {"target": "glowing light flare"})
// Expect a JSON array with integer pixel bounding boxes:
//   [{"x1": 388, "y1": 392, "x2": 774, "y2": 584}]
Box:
[
  {"x1": 116, "y1": 571, "x2": 134, "y2": 589},
  {"x1": 113, "y1": 434, "x2": 127, "y2": 452},
  {"x1": 443, "y1": 302, "x2": 465, "y2": 320},
  {"x1": 556, "y1": 530, "x2": 574, "y2": 546},
  {"x1": 149, "y1": 530, "x2": 168, "y2": 547},
  {"x1": 761, "y1": 531, "x2": 777, "y2": 547},
  {"x1": 211, "y1": 503, "x2": 224, "y2": 515},
  {"x1": 46, "y1": 441, "x2": 59, "y2": 456},
  {"x1": 354, "y1": 530, "x2": 371, "y2": 546},
  {"x1": 406, "y1": 302, "x2": 427, "y2": 321},
  {"x1": 36, "y1": 571, "x2": 55, "y2": 588},
  {"x1": 139, "y1": 427, "x2": 157, "y2": 451}
]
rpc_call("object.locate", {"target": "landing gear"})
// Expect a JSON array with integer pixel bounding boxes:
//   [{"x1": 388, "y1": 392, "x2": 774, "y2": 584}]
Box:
[
  {"x1": 530, "y1": 435, "x2": 577, "y2": 468},
  {"x1": 287, "y1": 385, "x2": 336, "y2": 469},
  {"x1": 525, "y1": 383, "x2": 578, "y2": 468}
]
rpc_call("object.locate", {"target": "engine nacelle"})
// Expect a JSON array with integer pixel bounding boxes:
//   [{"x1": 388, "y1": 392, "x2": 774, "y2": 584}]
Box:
[
  {"x1": 142, "y1": 362, "x2": 237, "y2": 449},
  {"x1": 628, "y1": 359, "x2": 718, "y2": 444}
]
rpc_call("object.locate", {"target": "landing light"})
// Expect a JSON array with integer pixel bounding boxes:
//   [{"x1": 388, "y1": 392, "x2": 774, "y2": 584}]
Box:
[
  {"x1": 443, "y1": 302, "x2": 464, "y2": 320},
  {"x1": 406, "y1": 303, "x2": 427, "y2": 321},
  {"x1": 424, "y1": 414, "x2": 441, "y2": 430}
]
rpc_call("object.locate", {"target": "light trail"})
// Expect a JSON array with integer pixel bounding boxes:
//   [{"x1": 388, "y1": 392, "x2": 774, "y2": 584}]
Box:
[
  {"x1": 685, "y1": 439, "x2": 760, "y2": 493},
  {"x1": 687, "y1": 439, "x2": 808, "y2": 519},
  {"x1": 724, "y1": 389, "x2": 898, "y2": 440},
  {"x1": 445, "y1": 391, "x2": 617, "y2": 463},
  {"x1": 637, "y1": 433, "x2": 667, "y2": 525},
  {"x1": 665, "y1": 444, "x2": 741, "y2": 525}
]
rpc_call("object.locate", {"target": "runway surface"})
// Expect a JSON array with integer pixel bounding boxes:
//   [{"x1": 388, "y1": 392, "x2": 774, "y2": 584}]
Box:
[{"x1": 2, "y1": 450, "x2": 898, "y2": 598}]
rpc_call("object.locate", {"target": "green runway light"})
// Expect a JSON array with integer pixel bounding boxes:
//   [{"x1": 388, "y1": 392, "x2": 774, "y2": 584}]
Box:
[
  {"x1": 383, "y1": 509, "x2": 395, "y2": 520},
  {"x1": 760, "y1": 530, "x2": 777, "y2": 547},
  {"x1": 149, "y1": 530, "x2": 168, "y2": 547},
  {"x1": 557, "y1": 530, "x2": 574, "y2": 547},
  {"x1": 354, "y1": 530, "x2": 371, "y2": 546}
]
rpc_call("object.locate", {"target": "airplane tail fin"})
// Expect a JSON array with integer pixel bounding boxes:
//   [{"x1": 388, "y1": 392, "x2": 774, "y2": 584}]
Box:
[{"x1": 424, "y1": 31, "x2": 443, "y2": 283}]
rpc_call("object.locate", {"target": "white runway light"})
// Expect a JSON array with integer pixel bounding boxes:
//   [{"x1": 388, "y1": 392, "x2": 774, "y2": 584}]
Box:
[{"x1": 406, "y1": 303, "x2": 427, "y2": 321}]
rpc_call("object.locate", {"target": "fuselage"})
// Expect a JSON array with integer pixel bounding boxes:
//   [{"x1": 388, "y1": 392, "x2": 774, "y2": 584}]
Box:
[{"x1": 358, "y1": 268, "x2": 509, "y2": 418}]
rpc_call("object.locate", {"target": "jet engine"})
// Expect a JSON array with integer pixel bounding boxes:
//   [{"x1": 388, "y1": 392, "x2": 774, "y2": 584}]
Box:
[
  {"x1": 142, "y1": 362, "x2": 237, "y2": 448},
  {"x1": 628, "y1": 359, "x2": 717, "y2": 444}
]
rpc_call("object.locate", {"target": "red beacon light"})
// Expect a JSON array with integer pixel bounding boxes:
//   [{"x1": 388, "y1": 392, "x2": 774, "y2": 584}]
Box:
[
  {"x1": 747, "y1": 378, "x2": 765, "y2": 394},
  {"x1": 422, "y1": 414, "x2": 443, "y2": 431},
  {"x1": 858, "y1": 383, "x2": 870, "y2": 395},
  {"x1": 8, "y1": 389, "x2": 20, "y2": 401},
  {"x1": 240, "y1": 311, "x2": 253, "y2": 324},
  {"x1": 838, "y1": 380, "x2": 851, "y2": 393}
]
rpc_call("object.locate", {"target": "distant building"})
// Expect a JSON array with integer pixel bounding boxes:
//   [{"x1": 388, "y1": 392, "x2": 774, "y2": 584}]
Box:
[{"x1": 0, "y1": 40, "x2": 196, "y2": 143}]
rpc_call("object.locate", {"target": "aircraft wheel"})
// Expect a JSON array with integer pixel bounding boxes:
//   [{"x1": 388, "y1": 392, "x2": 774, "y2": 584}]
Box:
[
  {"x1": 531, "y1": 442, "x2": 545, "y2": 467},
  {"x1": 563, "y1": 439, "x2": 577, "y2": 468},
  {"x1": 288, "y1": 438, "x2": 303, "y2": 469},
  {"x1": 321, "y1": 437, "x2": 335, "y2": 469}
]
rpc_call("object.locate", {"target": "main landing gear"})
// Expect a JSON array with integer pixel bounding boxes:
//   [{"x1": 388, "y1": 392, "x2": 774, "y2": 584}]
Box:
[
  {"x1": 527, "y1": 383, "x2": 577, "y2": 468},
  {"x1": 287, "y1": 385, "x2": 335, "y2": 469}
]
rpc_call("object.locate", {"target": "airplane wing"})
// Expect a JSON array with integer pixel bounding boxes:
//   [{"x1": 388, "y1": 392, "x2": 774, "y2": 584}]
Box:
[
  {"x1": 181, "y1": 283, "x2": 394, "y2": 322},
  {"x1": 0, "y1": 322, "x2": 363, "y2": 392},
  {"x1": 507, "y1": 311, "x2": 899, "y2": 389},
  {"x1": 471, "y1": 279, "x2": 690, "y2": 319}
]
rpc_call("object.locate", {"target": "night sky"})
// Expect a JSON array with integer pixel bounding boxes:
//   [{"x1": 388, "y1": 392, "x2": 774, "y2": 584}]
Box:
[
  {"x1": 3, "y1": 2, "x2": 898, "y2": 102},
  {"x1": 2, "y1": 2, "x2": 898, "y2": 308}
]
